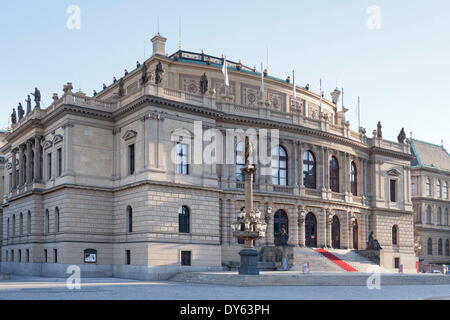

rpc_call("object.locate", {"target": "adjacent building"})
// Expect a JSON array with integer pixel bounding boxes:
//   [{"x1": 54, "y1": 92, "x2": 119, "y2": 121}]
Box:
[
  {"x1": 0, "y1": 34, "x2": 418, "y2": 279},
  {"x1": 411, "y1": 139, "x2": 450, "y2": 271}
]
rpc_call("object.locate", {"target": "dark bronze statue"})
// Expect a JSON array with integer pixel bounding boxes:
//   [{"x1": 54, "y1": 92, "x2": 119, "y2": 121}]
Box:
[
  {"x1": 11, "y1": 108, "x2": 17, "y2": 124},
  {"x1": 377, "y1": 121, "x2": 382, "y2": 138},
  {"x1": 279, "y1": 227, "x2": 289, "y2": 246},
  {"x1": 124, "y1": 69, "x2": 129, "y2": 76},
  {"x1": 141, "y1": 62, "x2": 148, "y2": 85},
  {"x1": 103, "y1": 83, "x2": 107, "y2": 90},
  {"x1": 199, "y1": 73, "x2": 208, "y2": 95},
  {"x1": 118, "y1": 78, "x2": 125, "y2": 97},
  {"x1": 136, "y1": 61, "x2": 141, "y2": 68},
  {"x1": 397, "y1": 128, "x2": 406, "y2": 144},
  {"x1": 155, "y1": 61, "x2": 164, "y2": 85},
  {"x1": 113, "y1": 77, "x2": 117, "y2": 83},
  {"x1": 17, "y1": 103, "x2": 25, "y2": 120},
  {"x1": 25, "y1": 95, "x2": 32, "y2": 113},
  {"x1": 367, "y1": 232, "x2": 382, "y2": 250},
  {"x1": 31, "y1": 88, "x2": 41, "y2": 109}
]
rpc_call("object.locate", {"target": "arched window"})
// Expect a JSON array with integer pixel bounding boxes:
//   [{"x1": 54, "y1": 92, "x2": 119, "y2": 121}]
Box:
[
  {"x1": 179, "y1": 206, "x2": 190, "y2": 233},
  {"x1": 437, "y1": 208, "x2": 442, "y2": 225},
  {"x1": 235, "y1": 141, "x2": 245, "y2": 182},
  {"x1": 426, "y1": 178, "x2": 432, "y2": 196},
  {"x1": 446, "y1": 239, "x2": 450, "y2": 256},
  {"x1": 303, "y1": 150, "x2": 317, "y2": 189},
  {"x1": 19, "y1": 212, "x2": 23, "y2": 236},
  {"x1": 272, "y1": 146, "x2": 288, "y2": 186},
  {"x1": 126, "y1": 206, "x2": 133, "y2": 233},
  {"x1": 438, "y1": 239, "x2": 443, "y2": 256},
  {"x1": 436, "y1": 180, "x2": 442, "y2": 198},
  {"x1": 426, "y1": 206, "x2": 432, "y2": 224},
  {"x1": 411, "y1": 177, "x2": 418, "y2": 196},
  {"x1": 350, "y1": 162, "x2": 358, "y2": 196},
  {"x1": 45, "y1": 210, "x2": 49, "y2": 234},
  {"x1": 27, "y1": 211, "x2": 31, "y2": 235},
  {"x1": 444, "y1": 182, "x2": 449, "y2": 200},
  {"x1": 427, "y1": 238, "x2": 433, "y2": 255},
  {"x1": 392, "y1": 225, "x2": 399, "y2": 246},
  {"x1": 329, "y1": 156, "x2": 340, "y2": 193},
  {"x1": 55, "y1": 207, "x2": 60, "y2": 233}
]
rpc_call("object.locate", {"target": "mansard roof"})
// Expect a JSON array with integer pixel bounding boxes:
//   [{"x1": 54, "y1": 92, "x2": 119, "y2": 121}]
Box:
[{"x1": 411, "y1": 139, "x2": 450, "y2": 172}]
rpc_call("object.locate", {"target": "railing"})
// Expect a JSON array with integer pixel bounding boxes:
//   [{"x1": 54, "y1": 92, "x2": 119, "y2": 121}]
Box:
[
  {"x1": 273, "y1": 185, "x2": 293, "y2": 194},
  {"x1": 305, "y1": 189, "x2": 321, "y2": 197},
  {"x1": 331, "y1": 192, "x2": 345, "y2": 201}
]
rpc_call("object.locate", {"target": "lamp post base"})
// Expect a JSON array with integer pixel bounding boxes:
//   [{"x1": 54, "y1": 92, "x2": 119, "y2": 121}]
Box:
[{"x1": 238, "y1": 248, "x2": 260, "y2": 275}]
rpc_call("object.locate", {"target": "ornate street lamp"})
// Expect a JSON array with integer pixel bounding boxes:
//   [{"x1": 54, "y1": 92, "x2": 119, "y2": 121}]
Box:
[{"x1": 230, "y1": 137, "x2": 267, "y2": 275}]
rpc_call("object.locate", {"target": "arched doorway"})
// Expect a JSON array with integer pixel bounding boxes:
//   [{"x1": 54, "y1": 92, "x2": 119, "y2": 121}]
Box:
[
  {"x1": 352, "y1": 220, "x2": 359, "y2": 250},
  {"x1": 331, "y1": 215, "x2": 341, "y2": 248},
  {"x1": 305, "y1": 213, "x2": 317, "y2": 247},
  {"x1": 274, "y1": 210, "x2": 289, "y2": 246}
]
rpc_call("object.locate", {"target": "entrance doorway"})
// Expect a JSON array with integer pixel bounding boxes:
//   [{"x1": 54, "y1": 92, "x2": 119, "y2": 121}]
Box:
[
  {"x1": 274, "y1": 210, "x2": 289, "y2": 246},
  {"x1": 305, "y1": 213, "x2": 317, "y2": 247},
  {"x1": 331, "y1": 215, "x2": 340, "y2": 248},
  {"x1": 352, "y1": 220, "x2": 359, "y2": 249}
]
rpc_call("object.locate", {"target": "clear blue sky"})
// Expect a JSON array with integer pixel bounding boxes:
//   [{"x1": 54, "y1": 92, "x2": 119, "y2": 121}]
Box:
[{"x1": 1, "y1": 0, "x2": 449, "y2": 146}]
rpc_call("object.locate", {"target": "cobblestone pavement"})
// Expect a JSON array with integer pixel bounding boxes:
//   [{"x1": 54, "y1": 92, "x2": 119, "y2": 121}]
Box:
[{"x1": 0, "y1": 276, "x2": 450, "y2": 300}]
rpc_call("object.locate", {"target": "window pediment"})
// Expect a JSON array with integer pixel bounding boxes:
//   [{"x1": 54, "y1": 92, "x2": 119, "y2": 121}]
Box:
[
  {"x1": 387, "y1": 169, "x2": 401, "y2": 177},
  {"x1": 52, "y1": 134, "x2": 63, "y2": 144},
  {"x1": 43, "y1": 140, "x2": 53, "y2": 150},
  {"x1": 122, "y1": 130, "x2": 137, "y2": 141}
]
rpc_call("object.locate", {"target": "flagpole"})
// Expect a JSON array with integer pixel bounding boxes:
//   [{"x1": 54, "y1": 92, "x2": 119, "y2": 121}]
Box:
[
  {"x1": 260, "y1": 63, "x2": 264, "y2": 100},
  {"x1": 292, "y1": 70, "x2": 296, "y2": 100},
  {"x1": 358, "y1": 96, "x2": 361, "y2": 130},
  {"x1": 319, "y1": 79, "x2": 322, "y2": 112}
]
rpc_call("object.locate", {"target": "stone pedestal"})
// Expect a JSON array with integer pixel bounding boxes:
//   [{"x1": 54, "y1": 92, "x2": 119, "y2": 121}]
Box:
[{"x1": 239, "y1": 249, "x2": 259, "y2": 275}]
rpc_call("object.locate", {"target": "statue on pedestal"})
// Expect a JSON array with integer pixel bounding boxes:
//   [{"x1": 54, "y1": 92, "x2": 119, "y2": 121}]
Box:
[
  {"x1": 11, "y1": 108, "x2": 17, "y2": 124},
  {"x1": 200, "y1": 73, "x2": 208, "y2": 95},
  {"x1": 31, "y1": 88, "x2": 41, "y2": 109},
  {"x1": 397, "y1": 128, "x2": 406, "y2": 144},
  {"x1": 367, "y1": 232, "x2": 382, "y2": 250},
  {"x1": 376, "y1": 121, "x2": 382, "y2": 138},
  {"x1": 155, "y1": 61, "x2": 164, "y2": 85},
  {"x1": 17, "y1": 103, "x2": 25, "y2": 120},
  {"x1": 141, "y1": 62, "x2": 148, "y2": 85},
  {"x1": 118, "y1": 78, "x2": 125, "y2": 97}
]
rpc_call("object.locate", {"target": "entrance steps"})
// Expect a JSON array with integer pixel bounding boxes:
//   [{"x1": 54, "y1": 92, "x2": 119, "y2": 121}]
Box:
[
  {"x1": 291, "y1": 247, "x2": 344, "y2": 272},
  {"x1": 325, "y1": 249, "x2": 390, "y2": 273}
]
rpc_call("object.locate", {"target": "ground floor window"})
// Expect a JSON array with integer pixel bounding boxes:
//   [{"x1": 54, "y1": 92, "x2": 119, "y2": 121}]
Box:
[
  {"x1": 26, "y1": 249, "x2": 30, "y2": 263},
  {"x1": 394, "y1": 257, "x2": 400, "y2": 269},
  {"x1": 54, "y1": 249, "x2": 58, "y2": 263},
  {"x1": 44, "y1": 249, "x2": 48, "y2": 263},
  {"x1": 181, "y1": 251, "x2": 192, "y2": 266},
  {"x1": 125, "y1": 250, "x2": 131, "y2": 265},
  {"x1": 18, "y1": 250, "x2": 22, "y2": 263}
]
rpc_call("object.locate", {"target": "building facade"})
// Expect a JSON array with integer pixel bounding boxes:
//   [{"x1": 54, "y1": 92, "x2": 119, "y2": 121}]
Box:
[
  {"x1": 0, "y1": 34, "x2": 417, "y2": 279},
  {"x1": 411, "y1": 140, "x2": 450, "y2": 271}
]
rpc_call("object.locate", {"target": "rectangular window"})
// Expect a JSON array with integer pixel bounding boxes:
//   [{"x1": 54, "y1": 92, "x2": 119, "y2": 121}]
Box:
[
  {"x1": 126, "y1": 250, "x2": 131, "y2": 265},
  {"x1": 18, "y1": 250, "x2": 22, "y2": 263},
  {"x1": 11, "y1": 250, "x2": 14, "y2": 262},
  {"x1": 5, "y1": 251, "x2": 8, "y2": 262},
  {"x1": 57, "y1": 148, "x2": 62, "y2": 177},
  {"x1": 390, "y1": 180, "x2": 397, "y2": 202},
  {"x1": 44, "y1": 249, "x2": 48, "y2": 263},
  {"x1": 176, "y1": 144, "x2": 189, "y2": 175},
  {"x1": 54, "y1": 249, "x2": 58, "y2": 263},
  {"x1": 181, "y1": 251, "x2": 192, "y2": 266},
  {"x1": 26, "y1": 249, "x2": 30, "y2": 263},
  {"x1": 9, "y1": 173, "x2": 12, "y2": 191},
  {"x1": 47, "y1": 153, "x2": 52, "y2": 180},
  {"x1": 128, "y1": 144, "x2": 135, "y2": 175},
  {"x1": 394, "y1": 257, "x2": 400, "y2": 269}
]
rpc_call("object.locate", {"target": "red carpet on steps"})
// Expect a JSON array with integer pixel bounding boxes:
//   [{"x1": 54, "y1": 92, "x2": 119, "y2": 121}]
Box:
[{"x1": 315, "y1": 249, "x2": 358, "y2": 272}]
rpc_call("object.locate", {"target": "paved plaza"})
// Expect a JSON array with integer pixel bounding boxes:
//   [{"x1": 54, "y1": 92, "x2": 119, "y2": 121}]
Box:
[{"x1": 0, "y1": 276, "x2": 449, "y2": 300}]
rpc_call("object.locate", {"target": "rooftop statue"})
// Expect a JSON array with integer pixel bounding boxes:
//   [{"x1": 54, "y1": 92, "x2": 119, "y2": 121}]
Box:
[
  {"x1": 330, "y1": 88, "x2": 341, "y2": 105},
  {"x1": 155, "y1": 61, "x2": 164, "y2": 85},
  {"x1": 30, "y1": 88, "x2": 41, "y2": 109},
  {"x1": 113, "y1": 77, "x2": 117, "y2": 83},
  {"x1": 199, "y1": 73, "x2": 208, "y2": 95},
  {"x1": 11, "y1": 108, "x2": 17, "y2": 124},
  {"x1": 103, "y1": 83, "x2": 107, "y2": 90},
  {"x1": 118, "y1": 78, "x2": 125, "y2": 97},
  {"x1": 377, "y1": 121, "x2": 382, "y2": 138},
  {"x1": 136, "y1": 61, "x2": 141, "y2": 68},
  {"x1": 397, "y1": 128, "x2": 406, "y2": 144},
  {"x1": 25, "y1": 95, "x2": 32, "y2": 113},
  {"x1": 124, "y1": 69, "x2": 129, "y2": 76},
  {"x1": 17, "y1": 103, "x2": 25, "y2": 120},
  {"x1": 141, "y1": 62, "x2": 148, "y2": 85}
]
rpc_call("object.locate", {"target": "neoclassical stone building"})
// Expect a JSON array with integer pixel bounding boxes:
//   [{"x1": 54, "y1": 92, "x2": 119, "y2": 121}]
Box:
[
  {"x1": 410, "y1": 139, "x2": 450, "y2": 271},
  {"x1": 0, "y1": 34, "x2": 417, "y2": 279}
]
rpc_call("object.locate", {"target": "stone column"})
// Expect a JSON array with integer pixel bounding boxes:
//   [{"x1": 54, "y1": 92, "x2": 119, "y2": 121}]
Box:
[
  {"x1": 26, "y1": 141, "x2": 32, "y2": 184},
  {"x1": 288, "y1": 207, "x2": 299, "y2": 246},
  {"x1": 266, "y1": 204, "x2": 274, "y2": 246},
  {"x1": 299, "y1": 143, "x2": 305, "y2": 188},
  {"x1": 293, "y1": 142, "x2": 299, "y2": 187},
  {"x1": 18, "y1": 145, "x2": 24, "y2": 187},
  {"x1": 298, "y1": 206, "x2": 306, "y2": 247},
  {"x1": 327, "y1": 210, "x2": 332, "y2": 248},
  {"x1": 33, "y1": 136, "x2": 42, "y2": 182},
  {"x1": 319, "y1": 209, "x2": 327, "y2": 247},
  {"x1": 324, "y1": 147, "x2": 330, "y2": 191},
  {"x1": 343, "y1": 152, "x2": 349, "y2": 194},
  {"x1": 63, "y1": 123, "x2": 75, "y2": 176},
  {"x1": 11, "y1": 150, "x2": 17, "y2": 189},
  {"x1": 141, "y1": 116, "x2": 147, "y2": 172}
]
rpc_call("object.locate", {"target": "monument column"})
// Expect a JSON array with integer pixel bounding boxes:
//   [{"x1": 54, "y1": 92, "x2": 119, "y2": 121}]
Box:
[
  {"x1": 266, "y1": 203, "x2": 274, "y2": 246},
  {"x1": 26, "y1": 140, "x2": 32, "y2": 184},
  {"x1": 11, "y1": 149, "x2": 17, "y2": 189}
]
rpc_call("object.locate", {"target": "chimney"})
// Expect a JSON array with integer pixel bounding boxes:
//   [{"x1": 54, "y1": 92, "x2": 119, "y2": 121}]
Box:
[{"x1": 151, "y1": 33, "x2": 167, "y2": 56}]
